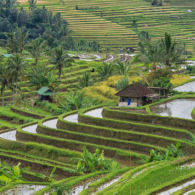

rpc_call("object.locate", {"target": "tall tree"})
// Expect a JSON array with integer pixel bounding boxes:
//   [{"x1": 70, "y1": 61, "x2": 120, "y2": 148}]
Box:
[
  {"x1": 7, "y1": 54, "x2": 25, "y2": 93},
  {"x1": 159, "y1": 33, "x2": 186, "y2": 67},
  {"x1": 97, "y1": 63, "x2": 113, "y2": 80},
  {"x1": 6, "y1": 28, "x2": 28, "y2": 54},
  {"x1": 0, "y1": 59, "x2": 10, "y2": 105},
  {"x1": 51, "y1": 46, "x2": 73, "y2": 78},
  {"x1": 27, "y1": 65, "x2": 59, "y2": 89},
  {"x1": 114, "y1": 61, "x2": 131, "y2": 75},
  {"x1": 28, "y1": 0, "x2": 37, "y2": 11},
  {"x1": 27, "y1": 38, "x2": 45, "y2": 65},
  {"x1": 5, "y1": 32, "x2": 18, "y2": 53},
  {"x1": 16, "y1": 28, "x2": 28, "y2": 55}
]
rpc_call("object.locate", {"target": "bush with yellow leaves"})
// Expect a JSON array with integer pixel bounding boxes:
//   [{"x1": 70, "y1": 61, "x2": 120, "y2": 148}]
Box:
[{"x1": 171, "y1": 74, "x2": 191, "y2": 87}]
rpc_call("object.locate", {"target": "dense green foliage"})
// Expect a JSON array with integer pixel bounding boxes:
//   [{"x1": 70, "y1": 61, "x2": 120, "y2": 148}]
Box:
[
  {"x1": 0, "y1": 0, "x2": 71, "y2": 49},
  {"x1": 147, "y1": 68, "x2": 172, "y2": 89},
  {"x1": 0, "y1": 161, "x2": 23, "y2": 186},
  {"x1": 116, "y1": 77, "x2": 129, "y2": 91},
  {"x1": 144, "y1": 143, "x2": 183, "y2": 162},
  {"x1": 76, "y1": 147, "x2": 118, "y2": 173},
  {"x1": 27, "y1": 65, "x2": 59, "y2": 89},
  {"x1": 136, "y1": 32, "x2": 186, "y2": 68}
]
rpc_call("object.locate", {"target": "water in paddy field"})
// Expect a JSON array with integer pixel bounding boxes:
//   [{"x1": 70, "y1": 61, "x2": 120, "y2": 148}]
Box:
[
  {"x1": 43, "y1": 118, "x2": 58, "y2": 128},
  {"x1": 1, "y1": 184, "x2": 45, "y2": 195},
  {"x1": 22, "y1": 124, "x2": 37, "y2": 133},
  {"x1": 84, "y1": 108, "x2": 103, "y2": 118},
  {"x1": 92, "y1": 177, "x2": 121, "y2": 194},
  {"x1": 0, "y1": 130, "x2": 17, "y2": 141},
  {"x1": 151, "y1": 99, "x2": 195, "y2": 119},
  {"x1": 174, "y1": 80, "x2": 195, "y2": 92},
  {"x1": 64, "y1": 113, "x2": 78, "y2": 123},
  {"x1": 158, "y1": 179, "x2": 195, "y2": 195}
]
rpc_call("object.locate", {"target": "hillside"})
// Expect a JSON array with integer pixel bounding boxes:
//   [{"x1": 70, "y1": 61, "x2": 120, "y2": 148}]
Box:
[
  {"x1": 0, "y1": 0, "x2": 195, "y2": 194},
  {"x1": 19, "y1": 0, "x2": 195, "y2": 51}
]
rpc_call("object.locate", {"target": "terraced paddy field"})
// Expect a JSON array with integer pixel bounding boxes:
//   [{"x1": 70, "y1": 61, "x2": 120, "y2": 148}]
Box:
[
  {"x1": 1, "y1": 97, "x2": 195, "y2": 194},
  {"x1": 0, "y1": 58, "x2": 104, "y2": 104},
  {"x1": 18, "y1": 0, "x2": 195, "y2": 51}
]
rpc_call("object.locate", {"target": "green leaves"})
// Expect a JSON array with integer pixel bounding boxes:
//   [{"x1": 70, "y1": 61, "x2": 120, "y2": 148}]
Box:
[
  {"x1": 27, "y1": 65, "x2": 60, "y2": 89},
  {"x1": 76, "y1": 147, "x2": 119, "y2": 174},
  {"x1": 116, "y1": 77, "x2": 129, "y2": 91},
  {"x1": 97, "y1": 63, "x2": 113, "y2": 80},
  {"x1": 79, "y1": 72, "x2": 93, "y2": 88},
  {"x1": 50, "y1": 46, "x2": 74, "y2": 78},
  {"x1": 0, "y1": 161, "x2": 24, "y2": 186},
  {"x1": 144, "y1": 143, "x2": 183, "y2": 162},
  {"x1": 114, "y1": 62, "x2": 131, "y2": 76}
]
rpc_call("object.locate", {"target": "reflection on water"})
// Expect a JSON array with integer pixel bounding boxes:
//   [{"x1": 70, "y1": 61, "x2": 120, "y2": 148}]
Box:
[
  {"x1": 158, "y1": 178, "x2": 195, "y2": 195},
  {"x1": 0, "y1": 130, "x2": 16, "y2": 141},
  {"x1": 64, "y1": 113, "x2": 78, "y2": 123},
  {"x1": 2, "y1": 184, "x2": 45, "y2": 195},
  {"x1": 22, "y1": 124, "x2": 37, "y2": 133},
  {"x1": 174, "y1": 81, "x2": 195, "y2": 92},
  {"x1": 43, "y1": 119, "x2": 58, "y2": 129},
  {"x1": 84, "y1": 108, "x2": 103, "y2": 118},
  {"x1": 151, "y1": 99, "x2": 195, "y2": 119}
]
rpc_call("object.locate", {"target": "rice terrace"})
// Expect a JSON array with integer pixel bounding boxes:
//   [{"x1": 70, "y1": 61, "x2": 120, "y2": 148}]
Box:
[{"x1": 0, "y1": 0, "x2": 195, "y2": 194}]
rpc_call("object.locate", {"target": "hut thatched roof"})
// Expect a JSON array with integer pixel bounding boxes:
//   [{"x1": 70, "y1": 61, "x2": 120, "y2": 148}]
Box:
[
  {"x1": 37, "y1": 87, "x2": 55, "y2": 96},
  {"x1": 115, "y1": 83, "x2": 153, "y2": 98}
]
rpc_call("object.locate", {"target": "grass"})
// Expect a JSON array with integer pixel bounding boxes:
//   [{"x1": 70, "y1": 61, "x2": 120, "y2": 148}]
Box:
[{"x1": 116, "y1": 164, "x2": 195, "y2": 195}]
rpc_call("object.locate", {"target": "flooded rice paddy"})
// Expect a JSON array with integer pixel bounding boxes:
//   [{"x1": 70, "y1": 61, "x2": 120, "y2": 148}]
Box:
[
  {"x1": 151, "y1": 99, "x2": 195, "y2": 119},
  {"x1": 2, "y1": 184, "x2": 45, "y2": 195},
  {"x1": 174, "y1": 80, "x2": 195, "y2": 92},
  {"x1": 0, "y1": 130, "x2": 17, "y2": 141},
  {"x1": 64, "y1": 113, "x2": 78, "y2": 123},
  {"x1": 43, "y1": 119, "x2": 58, "y2": 128},
  {"x1": 84, "y1": 108, "x2": 103, "y2": 118}
]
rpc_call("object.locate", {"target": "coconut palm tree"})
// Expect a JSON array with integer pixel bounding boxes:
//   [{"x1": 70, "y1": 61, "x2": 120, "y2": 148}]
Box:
[
  {"x1": 79, "y1": 72, "x2": 92, "y2": 88},
  {"x1": 97, "y1": 63, "x2": 113, "y2": 80},
  {"x1": 159, "y1": 33, "x2": 186, "y2": 67},
  {"x1": 28, "y1": 0, "x2": 37, "y2": 10},
  {"x1": 114, "y1": 61, "x2": 131, "y2": 75},
  {"x1": 7, "y1": 54, "x2": 26, "y2": 93},
  {"x1": 27, "y1": 38, "x2": 45, "y2": 65},
  {"x1": 0, "y1": 61, "x2": 10, "y2": 105},
  {"x1": 5, "y1": 32, "x2": 18, "y2": 53},
  {"x1": 136, "y1": 34, "x2": 161, "y2": 70},
  {"x1": 17, "y1": 28, "x2": 29, "y2": 55},
  {"x1": 27, "y1": 65, "x2": 60, "y2": 89},
  {"x1": 5, "y1": 28, "x2": 28, "y2": 55},
  {"x1": 51, "y1": 46, "x2": 74, "y2": 78}
]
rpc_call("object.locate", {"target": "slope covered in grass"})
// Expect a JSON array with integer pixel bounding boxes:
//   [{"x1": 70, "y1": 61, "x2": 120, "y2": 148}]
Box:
[{"x1": 19, "y1": 0, "x2": 195, "y2": 51}]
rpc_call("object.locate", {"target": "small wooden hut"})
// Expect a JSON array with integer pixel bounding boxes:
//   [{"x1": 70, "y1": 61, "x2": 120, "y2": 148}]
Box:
[
  {"x1": 116, "y1": 83, "x2": 157, "y2": 107},
  {"x1": 36, "y1": 87, "x2": 55, "y2": 102}
]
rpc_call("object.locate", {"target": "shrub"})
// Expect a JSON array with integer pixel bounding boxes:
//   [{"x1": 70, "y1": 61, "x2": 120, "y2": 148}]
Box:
[
  {"x1": 171, "y1": 74, "x2": 191, "y2": 86},
  {"x1": 116, "y1": 77, "x2": 129, "y2": 91},
  {"x1": 97, "y1": 63, "x2": 113, "y2": 80},
  {"x1": 57, "y1": 92, "x2": 100, "y2": 113},
  {"x1": 0, "y1": 161, "x2": 24, "y2": 186},
  {"x1": 144, "y1": 143, "x2": 183, "y2": 162},
  {"x1": 79, "y1": 72, "x2": 93, "y2": 88},
  {"x1": 75, "y1": 147, "x2": 119, "y2": 173},
  {"x1": 114, "y1": 62, "x2": 131, "y2": 75}
]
